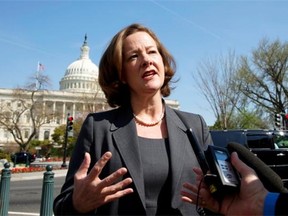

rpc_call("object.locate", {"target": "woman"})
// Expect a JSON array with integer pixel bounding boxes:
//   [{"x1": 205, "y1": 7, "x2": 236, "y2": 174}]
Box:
[{"x1": 53, "y1": 23, "x2": 212, "y2": 215}]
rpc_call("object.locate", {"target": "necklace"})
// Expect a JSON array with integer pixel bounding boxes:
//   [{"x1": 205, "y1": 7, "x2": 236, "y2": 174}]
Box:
[{"x1": 133, "y1": 110, "x2": 165, "y2": 127}]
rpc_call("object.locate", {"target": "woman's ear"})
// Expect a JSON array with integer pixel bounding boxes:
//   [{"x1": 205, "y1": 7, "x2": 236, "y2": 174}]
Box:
[{"x1": 120, "y1": 74, "x2": 127, "y2": 84}]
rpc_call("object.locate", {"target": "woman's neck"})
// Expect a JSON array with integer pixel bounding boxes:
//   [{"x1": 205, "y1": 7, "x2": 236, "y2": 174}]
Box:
[
  {"x1": 131, "y1": 96, "x2": 167, "y2": 139},
  {"x1": 130, "y1": 92, "x2": 163, "y2": 114}
]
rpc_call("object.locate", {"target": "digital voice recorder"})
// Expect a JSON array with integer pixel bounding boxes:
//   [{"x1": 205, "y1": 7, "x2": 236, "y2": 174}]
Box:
[
  {"x1": 186, "y1": 128, "x2": 240, "y2": 199},
  {"x1": 204, "y1": 145, "x2": 240, "y2": 198}
]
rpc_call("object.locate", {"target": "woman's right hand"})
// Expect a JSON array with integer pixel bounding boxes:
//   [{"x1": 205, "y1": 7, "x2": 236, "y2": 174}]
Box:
[{"x1": 72, "y1": 152, "x2": 134, "y2": 213}]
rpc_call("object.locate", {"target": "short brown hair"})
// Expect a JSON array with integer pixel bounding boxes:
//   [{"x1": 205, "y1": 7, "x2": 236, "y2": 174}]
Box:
[{"x1": 99, "y1": 23, "x2": 176, "y2": 108}]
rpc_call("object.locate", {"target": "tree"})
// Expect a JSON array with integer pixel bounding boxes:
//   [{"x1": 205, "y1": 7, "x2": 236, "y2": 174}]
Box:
[
  {"x1": 51, "y1": 118, "x2": 83, "y2": 157},
  {"x1": 236, "y1": 38, "x2": 288, "y2": 116},
  {"x1": 74, "y1": 89, "x2": 107, "y2": 120},
  {"x1": 194, "y1": 38, "x2": 288, "y2": 129},
  {"x1": 0, "y1": 71, "x2": 53, "y2": 151},
  {"x1": 193, "y1": 50, "x2": 242, "y2": 129}
]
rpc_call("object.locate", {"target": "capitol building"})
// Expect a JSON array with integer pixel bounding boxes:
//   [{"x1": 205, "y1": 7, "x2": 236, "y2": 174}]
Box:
[{"x1": 0, "y1": 36, "x2": 179, "y2": 150}]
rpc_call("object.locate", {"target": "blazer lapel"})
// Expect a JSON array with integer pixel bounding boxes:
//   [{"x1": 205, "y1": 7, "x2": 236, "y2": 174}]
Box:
[
  {"x1": 165, "y1": 106, "x2": 189, "y2": 206},
  {"x1": 110, "y1": 108, "x2": 146, "y2": 210}
]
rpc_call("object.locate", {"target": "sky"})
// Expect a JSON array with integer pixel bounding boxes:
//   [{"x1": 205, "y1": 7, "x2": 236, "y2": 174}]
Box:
[{"x1": 1, "y1": 0, "x2": 288, "y2": 126}]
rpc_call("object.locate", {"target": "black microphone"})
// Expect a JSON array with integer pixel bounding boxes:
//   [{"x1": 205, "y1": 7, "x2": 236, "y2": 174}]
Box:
[
  {"x1": 186, "y1": 128, "x2": 210, "y2": 174},
  {"x1": 227, "y1": 142, "x2": 288, "y2": 193}
]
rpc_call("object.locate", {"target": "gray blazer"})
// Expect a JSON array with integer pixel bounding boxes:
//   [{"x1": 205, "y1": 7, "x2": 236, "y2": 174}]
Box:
[{"x1": 53, "y1": 104, "x2": 212, "y2": 215}]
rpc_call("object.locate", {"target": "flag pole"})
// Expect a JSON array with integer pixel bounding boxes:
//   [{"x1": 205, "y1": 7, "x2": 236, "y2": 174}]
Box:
[
  {"x1": 36, "y1": 61, "x2": 40, "y2": 89},
  {"x1": 37, "y1": 61, "x2": 40, "y2": 72}
]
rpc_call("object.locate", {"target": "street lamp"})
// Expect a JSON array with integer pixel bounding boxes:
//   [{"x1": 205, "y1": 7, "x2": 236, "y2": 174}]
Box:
[{"x1": 61, "y1": 113, "x2": 73, "y2": 168}]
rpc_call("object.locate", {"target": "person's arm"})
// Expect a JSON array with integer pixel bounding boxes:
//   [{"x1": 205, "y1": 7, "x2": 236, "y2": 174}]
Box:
[
  {"x1": 274, "y1": 193, "x2": 288, "y2": 215},
  {"x1": 264, "y1": 192, "x2": 279, "y2": 216},
  {"x1": 53, "y1": 115, "x2": 134, "y2": 215}
]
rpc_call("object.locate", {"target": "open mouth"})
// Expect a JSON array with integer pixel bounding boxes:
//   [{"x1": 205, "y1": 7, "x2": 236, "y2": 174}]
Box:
[{"x1": 142, "y1": 70, "x2": 156, "y2": 79}]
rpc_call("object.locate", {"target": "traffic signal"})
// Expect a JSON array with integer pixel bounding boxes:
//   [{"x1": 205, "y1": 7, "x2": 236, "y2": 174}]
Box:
[
  {"x1": 67, "y1": 116, "x2": 74, "y2": 131},
  {"x1": 283, "y1": 114, "x2": 288, "y2": 130},
  {"x1": 274, "y1": 113, "x2": 282, "y2": 129}
]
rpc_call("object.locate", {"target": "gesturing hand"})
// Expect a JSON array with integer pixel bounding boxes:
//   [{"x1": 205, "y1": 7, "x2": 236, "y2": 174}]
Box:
[{"x1": 72, "y1": 152, "x2": 134, "y2": 213}]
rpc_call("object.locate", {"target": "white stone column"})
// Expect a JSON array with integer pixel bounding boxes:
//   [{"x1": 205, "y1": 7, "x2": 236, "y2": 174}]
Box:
[
  {"x1": 72, "y1": 103, "x2": 76, "y2": 118},
  {"x1": 83, "y1": 104, "x2": 86, "y2": 112},
  {"x1": 52, "y1": 101, "x2": 56, "y2": 122},
  {"x1": 42, "y1": 101, "x2": 46, "y2": 122}
]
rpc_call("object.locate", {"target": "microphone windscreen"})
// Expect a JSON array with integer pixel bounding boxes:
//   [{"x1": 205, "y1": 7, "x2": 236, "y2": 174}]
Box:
[{"x1": 227, "y1": 142, "x2": 288, "y2": 193}]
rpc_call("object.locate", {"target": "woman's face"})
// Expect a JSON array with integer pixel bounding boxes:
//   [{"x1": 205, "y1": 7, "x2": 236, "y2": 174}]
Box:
[{"x1": 122, "y1": 31, "x2": 165, "y2": 97}]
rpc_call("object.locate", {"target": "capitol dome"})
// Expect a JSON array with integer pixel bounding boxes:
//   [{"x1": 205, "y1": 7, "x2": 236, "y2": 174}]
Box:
[{"x1": 59, "y1": 35, "x2": 100, "y2": 93}]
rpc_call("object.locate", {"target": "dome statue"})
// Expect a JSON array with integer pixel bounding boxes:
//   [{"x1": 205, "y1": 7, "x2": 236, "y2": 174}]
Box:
[{"x1": 59, "y1": 35, "x2": 100, "y2": 93}]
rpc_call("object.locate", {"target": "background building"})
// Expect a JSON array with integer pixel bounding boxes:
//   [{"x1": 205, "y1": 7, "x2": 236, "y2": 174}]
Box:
[{"x1": 0, "y1": 36, "x2": 179, "y2": 150}]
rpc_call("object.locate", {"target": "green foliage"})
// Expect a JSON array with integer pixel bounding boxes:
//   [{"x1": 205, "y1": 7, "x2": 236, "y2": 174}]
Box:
[
  {"x1": 210, "y1": 110, "x2": 269, "y2": 130},
  {"x1": 230, "y1": 111, "x2": 269, "y2": 129},
  {"x1": 30, "y1": 139, "x2": 50, "y2": 148},
  {"x1": 236, "y1": 38, "x2": 288, "y2": 117},
  {"x1": 207, "y1": 38, "x2": 288, "y2": 128},
  {"x1": 29, "y1": 139, "x2": 52, "y2": 158},
  {"x1": 0, "y1": 150, "x2": 11, "y2": 161},
  {"x1": 209, "y1": 120, "x2": 223, "y2": 130},
  {"x1": 51, "y1": 118, "x2": 83, "y2": 157}
]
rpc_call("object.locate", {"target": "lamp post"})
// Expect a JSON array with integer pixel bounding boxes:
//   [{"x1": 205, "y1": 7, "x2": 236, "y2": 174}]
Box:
[{"x1": 61, "y1": 113, "x2": 73, "y2": 168}]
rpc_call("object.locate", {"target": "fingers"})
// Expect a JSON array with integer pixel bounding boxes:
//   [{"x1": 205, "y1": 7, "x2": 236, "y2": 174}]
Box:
[
  {"x1": 75, "y1": 152, "x2": 91, "y2": 179},
  {"x1": 72, "y1": 151, "x2": 134, "y2": 212},
  {"x1": 181, "y1": 183, "x2": 198, "y2": 205},
  {"x1": 193, "y1": 167, "x2": 203, "y2": 176},
  {"x1": 230, "y1": 152, "x2": 256, "y2": 177},
  {"x1": 99, "y1": 167, "x2": 129, "y2": 188},
  {"x1": 193, "y1": 167, "x2": 204, "y2": 182},
  {"x1": 87, "y1": 152, "x2": 133, "y2": 194},
  {"x1": 181, "y1": 183, "x2": 208, "y2": 209},
  {"x1": 182, "y1": 182, "x2": 199, "y2": 194},
  {"x1": 101, "y1": 177, "x2": 134, "y2": 199},
  {"x1": 88, "y1": 152, "x2": 112, "y2": 180},
  {"x1": 182, "y1": 182, "x2": 219, "y2": 210}
]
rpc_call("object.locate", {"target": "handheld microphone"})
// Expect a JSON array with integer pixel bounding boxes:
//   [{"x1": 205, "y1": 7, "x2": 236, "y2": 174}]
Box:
[
  {"x1": 227, "y1": 142, "x2": 288, "y2": 193},
  {"x1": 186, "y1": 128, "x2": 209, "y2": 174}
]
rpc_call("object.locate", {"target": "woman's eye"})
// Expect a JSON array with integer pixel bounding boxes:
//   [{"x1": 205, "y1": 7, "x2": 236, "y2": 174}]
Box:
[
  {"x1": 149, "y1": 49, "x2": 157, "y2": 54},
  {"x1": 129, "y1": 54, "x2": 137, "y2": 60}
]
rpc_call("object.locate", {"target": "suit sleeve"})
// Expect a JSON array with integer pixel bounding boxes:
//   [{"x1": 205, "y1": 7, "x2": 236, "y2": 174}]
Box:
[
  {"x1": 53, "y1": 114, "x2": 96, "y2": 215},
  {"x1": 275, "y1": 193, "x2": 288, "y2": 215},
  {"x1": 264, "y1": 192, "x2": 279, "y2": 215},
  {"x1": 197, "y1": 114, "x2": 213, "y2": 147},
  {"x1": 173, "y1": 109, "x2": 212, "y2": 149}
]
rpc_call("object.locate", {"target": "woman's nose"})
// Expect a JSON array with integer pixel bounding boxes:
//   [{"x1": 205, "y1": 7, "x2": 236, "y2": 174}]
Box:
[{"x1": 142, "y1": 54, "x2": 152, "y2": 67}]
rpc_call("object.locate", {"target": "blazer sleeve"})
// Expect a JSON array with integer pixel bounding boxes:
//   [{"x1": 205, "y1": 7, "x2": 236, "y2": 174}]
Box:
[
  {"x1": 53, "y1": 114, "x2": 96, "y2": 215},
  {"x1": 275, "y1": 193, "x2": 288, "y2": 215},
  {"x1": 197, "y1": 114, "x2": 213, "y2": 146}
]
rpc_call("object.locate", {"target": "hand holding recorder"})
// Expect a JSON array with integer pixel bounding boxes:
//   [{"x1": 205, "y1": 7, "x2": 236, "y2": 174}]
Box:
[
  {"x1": 181, "y1": 152, "x2": 268, "y2": 215},
  {"x1": 184, "y1": 129, "x2": 240, "y2": 200}
]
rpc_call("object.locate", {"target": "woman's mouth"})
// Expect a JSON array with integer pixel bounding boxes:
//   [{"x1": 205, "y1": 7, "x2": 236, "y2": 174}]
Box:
[{"x1": 142, "y1": 71, "x2": 156, "y2": 79}]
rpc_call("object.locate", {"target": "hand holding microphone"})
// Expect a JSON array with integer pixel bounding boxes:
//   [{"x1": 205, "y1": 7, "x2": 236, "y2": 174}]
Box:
[
  {"x1": 227, "y1": 142, "x2": 288, "y2": 193},
  {"x1": 181, "y1": 151, "x2": 269, "y2": 215}
]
